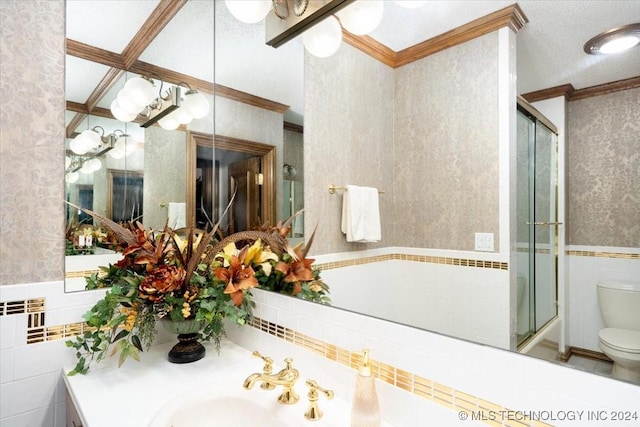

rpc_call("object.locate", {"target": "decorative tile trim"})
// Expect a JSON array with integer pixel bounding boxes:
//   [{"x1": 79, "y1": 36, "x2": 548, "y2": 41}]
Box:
[
  {"x1": 249, "y1": 316, "x2": 552, "y2": 427},
  {"x1": 0, "y1": 298, "x2": 45, "y2": 316},
  {"x1": 315, "y1": 254, "x2": 508, "y2": 272},
  {"x1": 21, "y1": 304, "x2": 552, "y2": 426},
  {"x1": 566, "y1": 250, "x2": 639, "y2": 260},
  {"x1": 0, "y1": 296, "x2": 89, "y2": 345},
  {"x1": 65, "y1": 270, "x2": 101, "y2": 279}
]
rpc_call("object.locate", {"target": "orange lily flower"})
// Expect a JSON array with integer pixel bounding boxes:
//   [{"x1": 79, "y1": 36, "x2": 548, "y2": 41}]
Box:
[{"x1": 214, "y1": 256, "x2": 258, "y2": 306}]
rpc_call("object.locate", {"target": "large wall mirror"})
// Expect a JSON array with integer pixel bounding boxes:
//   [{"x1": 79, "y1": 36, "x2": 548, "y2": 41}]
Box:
[
  {"x1": 64, "y1": 0, "x2": 304, "y2": 292},
  {"x1": 65, "y1": 0, "x2": 638, "y2": 386}
]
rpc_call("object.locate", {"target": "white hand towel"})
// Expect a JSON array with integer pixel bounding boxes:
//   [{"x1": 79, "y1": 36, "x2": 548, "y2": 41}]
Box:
[
  {"x1": 341, "y1": 185, "x2": 381, "y2": 243},
  {"x1": 167, "y1": 202, "x2": 186, "y2": 229}
]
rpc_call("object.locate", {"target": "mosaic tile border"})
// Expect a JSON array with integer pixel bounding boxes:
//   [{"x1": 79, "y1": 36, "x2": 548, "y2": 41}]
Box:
[
  {"x1": 12, "y1": 298, "x2": 552, "y2": 426},
  {"x1": 0, "y1": 298, "x2": 45, "y2": 316},
  {"x1": 315, "y1": 254, "x2": 508, "y2": 272},
  {"x1": 249, "y1": 316, "x2": 553, "y2": 427},
  {"x1": 566, "y1": 250, "x2": 639, "y2": 260}
]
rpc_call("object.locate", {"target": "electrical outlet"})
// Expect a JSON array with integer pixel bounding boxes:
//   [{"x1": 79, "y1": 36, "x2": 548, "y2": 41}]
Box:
[{"x1": 475, "y1": 233, "x2": 494, "y2": 252}]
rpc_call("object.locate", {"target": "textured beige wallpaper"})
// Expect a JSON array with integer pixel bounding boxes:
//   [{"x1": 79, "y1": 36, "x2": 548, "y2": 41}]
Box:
[
  {"x1": 0, "y1": 0, "x2": 65, "y2": 285},
  {"x1": 143, "y1": 127, "x2": 187, "y2": 230},
  {"x1": 393, "y1": 32, "x2": 500, "y2": 251},
  {"x1": 567, "y1": 87, "x2": 640, "y2": 247},
  {"x1": 304, "y1": 45, "x2": 395, "y2": 255}
]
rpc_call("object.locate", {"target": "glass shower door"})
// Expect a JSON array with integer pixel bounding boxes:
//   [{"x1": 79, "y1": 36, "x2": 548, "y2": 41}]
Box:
[
  {"x1": 516, "y1": 108, "x2": 559, "y2": 346},
  {"x1": 532, "y1": 121, "x2": 558, "y2": 331}
]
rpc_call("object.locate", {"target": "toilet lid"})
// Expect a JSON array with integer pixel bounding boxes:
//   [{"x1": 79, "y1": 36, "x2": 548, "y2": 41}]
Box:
[{"x1": 599, "y1": 328, "x2": 640, "y2": 353}]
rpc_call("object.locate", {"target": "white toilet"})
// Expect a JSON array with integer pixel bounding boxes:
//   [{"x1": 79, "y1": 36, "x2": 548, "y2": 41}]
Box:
[{"x1": 596, "y1": 280, "x2": 640, "y2": 383}]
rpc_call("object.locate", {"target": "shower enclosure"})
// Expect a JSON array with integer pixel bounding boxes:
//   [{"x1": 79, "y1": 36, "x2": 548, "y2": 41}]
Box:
[{"x1": 516, "y1": 99, "x2": 560, "y2": 346}]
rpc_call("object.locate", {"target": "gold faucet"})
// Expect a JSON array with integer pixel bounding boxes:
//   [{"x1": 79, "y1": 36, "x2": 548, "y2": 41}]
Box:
[
  {"x1": 304, "y1": 379, "x2": 334, "y2": 421},
  {"x1": 251, "y1": 351, "x2": 276, "y2": 390},
  {"x1": 243, "y1": 356, "x2": 300, "y2": 404}
]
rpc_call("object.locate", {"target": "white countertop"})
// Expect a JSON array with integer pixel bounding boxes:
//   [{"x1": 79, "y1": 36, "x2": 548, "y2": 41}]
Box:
[{"x1": 63, "y1": 338, "x2": 391, "y2": 427}]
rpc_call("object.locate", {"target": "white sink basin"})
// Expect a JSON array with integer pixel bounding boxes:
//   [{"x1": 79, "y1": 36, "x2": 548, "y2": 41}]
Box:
[
  {"x1": 150, "y1": 394, "x2": 286, "y2": 427},
  {"x1": 149, "y1": 382, "x2": 313, "y2": 427}
]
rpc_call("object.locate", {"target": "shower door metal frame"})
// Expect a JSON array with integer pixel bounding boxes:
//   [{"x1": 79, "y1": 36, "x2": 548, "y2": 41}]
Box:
[{"x1": 516, "y1": 98, "x2": 561, "y2": 347}]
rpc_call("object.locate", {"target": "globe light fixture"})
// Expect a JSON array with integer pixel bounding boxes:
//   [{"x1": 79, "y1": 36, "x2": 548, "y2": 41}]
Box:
[
  {"x1": 303, "y1": 16, "x2": 343, "y2": 58},
  {"x1": 337, "y1": 0, "x2": 384, "y2": 36},
  {"x1": 225, "y1": 0, "x2": 271, "y2": 23}
]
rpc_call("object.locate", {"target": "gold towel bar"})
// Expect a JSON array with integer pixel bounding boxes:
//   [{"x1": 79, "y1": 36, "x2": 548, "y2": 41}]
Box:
[{"x1": 328, "y1": 184, "x2": 385, "y2": 195}]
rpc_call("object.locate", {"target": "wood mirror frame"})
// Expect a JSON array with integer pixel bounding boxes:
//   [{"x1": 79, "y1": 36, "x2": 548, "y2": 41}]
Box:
[{"x1": 186, "y1": 132, "x2": 276, "y2": 229}]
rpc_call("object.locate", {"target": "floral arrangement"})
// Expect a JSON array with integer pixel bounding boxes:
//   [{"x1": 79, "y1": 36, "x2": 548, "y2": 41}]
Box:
[{"x1": 66, "y1": 206, "x2": 329, "y2": 375}]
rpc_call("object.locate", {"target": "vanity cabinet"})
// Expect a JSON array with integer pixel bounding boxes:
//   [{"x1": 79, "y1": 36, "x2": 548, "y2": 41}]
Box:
[{"x1": 66, "y1": 392, "x2": 83, "y2": 427}]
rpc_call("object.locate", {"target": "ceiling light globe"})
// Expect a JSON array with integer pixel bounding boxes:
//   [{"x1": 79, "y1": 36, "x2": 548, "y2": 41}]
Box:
[
  {"x1": 158, "y1": 113, "x2": 180, "y2": 130},
  {"x1": 338, "y1": 1, "x2": 384, "y2": 36},
  {"x1": 124, "y1": 77, "x2": 156, "y2": 106},
  {"x1": 87, "y1": 158, "x2": 102, "y2": 172},
  {"x1": 303, "y1": 16, "x2": 343, "y2": 58},
  {"x1": 108, "y1": 148, "x2": 125, "y2": 159},
  {"x1": 110, "y1": 99, "x2": 138, "y2": 122},
  {"x1": 225, "y1": 0, "x2": 271, "y2": 24},
  {"x1": 80, "y1": 162, "x2": 94, "y2": 174},
  {"x1": 115, "y1": 136, "x2": 137, "y2": 154},
  {"x1": 182, "y1": 91, "x2": 210, "y2": 119},
  {"x1": 117, "y1": 88, "x2": 145, "y2": 115},
  {"x1": 599, "y1": 35, "x2": 640, "y2": 54},
  {"x1": 70, "y1": 135, "x2": 89, "y2": 155},
  {"x1": 173, "y1": 107, "x2": 193, "y2": 125},
  {"x1": 65, "y1": 172, "x2": 79, "y2": 183},
  {"x1": 81, "y1": 129, "x2": 102, "y2": 151}
]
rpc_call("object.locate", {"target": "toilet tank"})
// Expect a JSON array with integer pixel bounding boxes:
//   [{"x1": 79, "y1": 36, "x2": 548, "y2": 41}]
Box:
[{"x1": 597, "y1": 281, "x2": 640, "y2": 331}]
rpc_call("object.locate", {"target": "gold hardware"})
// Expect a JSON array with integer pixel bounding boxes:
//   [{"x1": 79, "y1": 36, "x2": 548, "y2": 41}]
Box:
[
  {"x1": 252, "y1": 351, "x2": 276, "y2": 390},
  {"x1": 304, "y1": 379, "x2": 334, "y2": 421},
  {"x1": 525, "y1": 221, "x2": 563, "y2": 225},
  {"x1": 328, "y1": 184, "x2": 385, "y2": 194},
  {"x1": 256, "y1": 173, "x2": 264, "y2": 185},
  {"x1": 243, "y1": 356, "x2": 300, "y2": 404}
]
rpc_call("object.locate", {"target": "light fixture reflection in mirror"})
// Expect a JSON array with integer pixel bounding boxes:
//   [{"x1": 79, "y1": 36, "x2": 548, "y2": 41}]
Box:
[{"x1": 224, "y1": 0, "x2": 271, "y2": 24}]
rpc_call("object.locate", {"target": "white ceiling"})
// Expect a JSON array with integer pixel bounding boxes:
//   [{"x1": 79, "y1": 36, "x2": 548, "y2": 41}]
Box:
[{"x1": 66, "y1": 0, "x2": 640, "y2": 128}]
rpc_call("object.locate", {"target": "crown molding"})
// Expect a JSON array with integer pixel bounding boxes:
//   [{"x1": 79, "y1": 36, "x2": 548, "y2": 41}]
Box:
[
  {"x1": 521, "y1": 76, "x2": 640, "y2": 103},
  {"x1": 343, "y1": 4, "x2": 527, "y2": 68},
  {"x1": 520, "y1": 84, "x2": 576, "y2": 103},
  {"x1": 570, "y1": 76, "x2": 640, "y2": 101}
]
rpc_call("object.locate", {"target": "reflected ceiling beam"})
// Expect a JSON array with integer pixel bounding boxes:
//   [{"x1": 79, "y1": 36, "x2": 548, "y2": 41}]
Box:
[
  {"x1": 215, "y1": 84, "x2": 289, "y2": 113},
  {"x1": 66, "y1": 0, "x2": 190, "y2": 136},
  {"x1": 121, "y1": 0, "x2": 187, "y2": 69},
  {"x1": 85, "y1": 68, "x2": 125, "y2": 112},
  {"x1": 66, "y1": 39, "x2": 213, "y2": 95}
]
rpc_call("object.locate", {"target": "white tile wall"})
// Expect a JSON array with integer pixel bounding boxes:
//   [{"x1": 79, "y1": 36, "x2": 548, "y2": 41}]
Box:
[
  {"x1": 1, "y1": 244, "x2": 639, "y2": 426},
  {"x1": 0, "y1": 281, "x2": 101, "y2": 427},
  {"x1": 228, "y1": 288, "x2": 640, "y2": 427},
  {"x1": 318, "y1": 249, "x2": 511, "y2": 349},
  {"x1": 567, "y1": 246, "x2": 640, "y2": 351}
]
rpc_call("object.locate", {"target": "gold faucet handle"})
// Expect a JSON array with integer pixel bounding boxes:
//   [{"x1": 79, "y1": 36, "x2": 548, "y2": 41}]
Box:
[
  {"x1": 304, "y1": 379, "x2": 334, "y2": 421},
  {"x1": 252, "y1": 351, "x2": 273, "y2": 373},
  {"x1": 252, "y1": 351, "x2": 275, "y2": 390}
]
